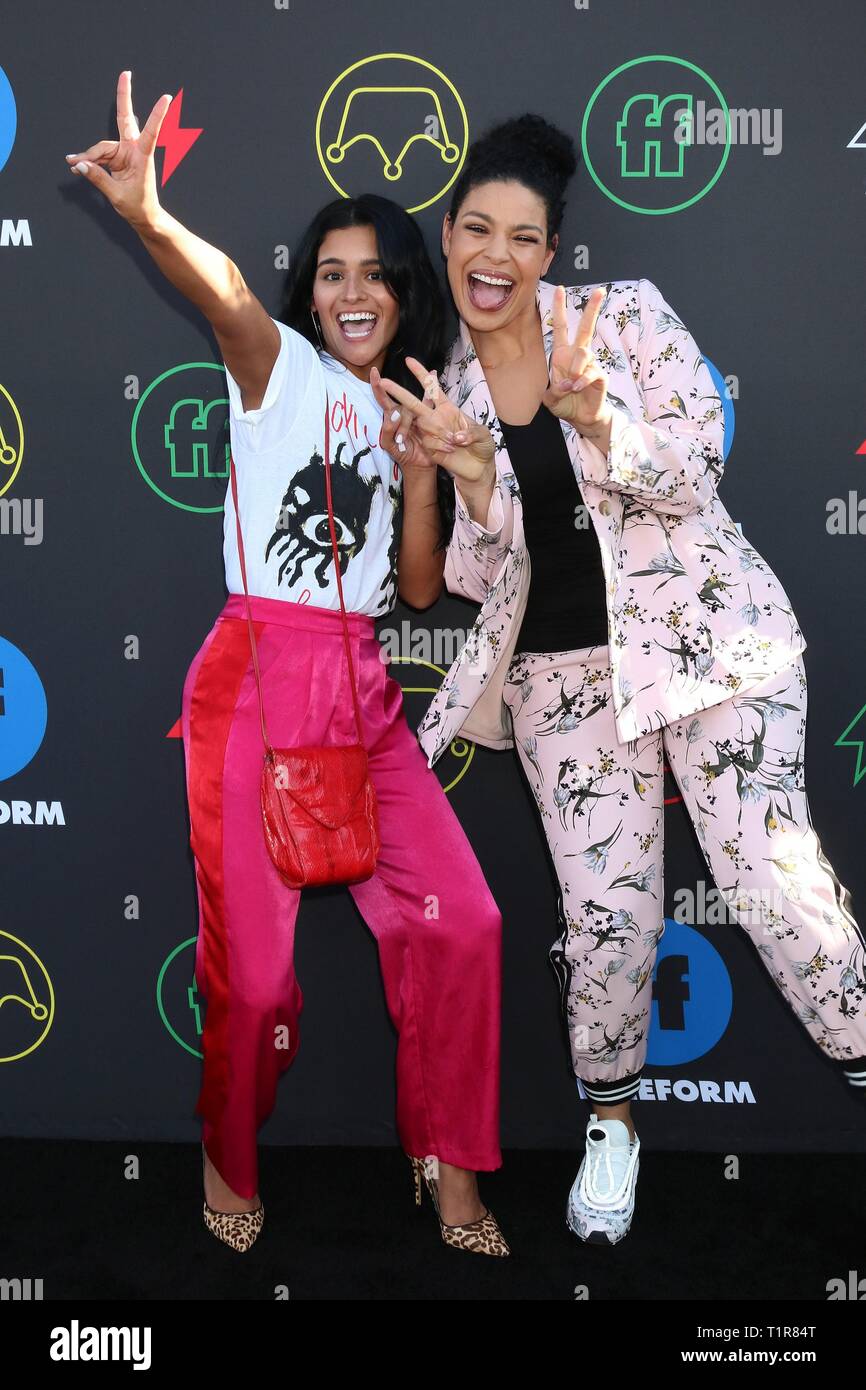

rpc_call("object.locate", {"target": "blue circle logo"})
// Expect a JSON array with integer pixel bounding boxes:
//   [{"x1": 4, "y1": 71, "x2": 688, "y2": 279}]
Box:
[
  {"x1": 703, "y1": 356, "x2": 735, "y2": 461},
  {"x1": 0, "y1": 638, "x2": 48, "y2": 779},
  {"x1": 0, "y1": 67, "x2": 17, "y2": 176},
  {"x1": 647, "y1": 918, "x2": 732, "y2": 1064}
]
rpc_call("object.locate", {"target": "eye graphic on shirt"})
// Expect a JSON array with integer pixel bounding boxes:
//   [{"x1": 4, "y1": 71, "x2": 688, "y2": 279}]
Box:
[
  {"x1": 265, "y1": 439, "x2": 381, "y2": 589},
  {"x1": 301, "y1": 513, "x2": 358, "y2": 549}
]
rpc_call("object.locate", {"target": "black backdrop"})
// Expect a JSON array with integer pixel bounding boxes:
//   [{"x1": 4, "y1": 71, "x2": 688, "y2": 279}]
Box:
[{"x1": 2, "y1": 0, "x2": 865, "y2": 1157}]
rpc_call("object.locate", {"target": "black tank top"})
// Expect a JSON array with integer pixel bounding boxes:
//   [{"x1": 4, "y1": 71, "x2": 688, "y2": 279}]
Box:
[{"x1": 498, "y1": 402, "x2": 609, "y2": 653}]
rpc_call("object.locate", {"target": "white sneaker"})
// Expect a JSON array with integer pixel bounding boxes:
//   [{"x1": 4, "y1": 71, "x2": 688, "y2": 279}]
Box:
[{"x1": 566, "y1": 1113, "x2": 640, "y2": 1246}]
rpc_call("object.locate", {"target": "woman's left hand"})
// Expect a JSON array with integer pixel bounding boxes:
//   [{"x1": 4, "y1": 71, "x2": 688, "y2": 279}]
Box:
[{"x1": 542, "y1": 284, "x2": 613, "y2": 435}]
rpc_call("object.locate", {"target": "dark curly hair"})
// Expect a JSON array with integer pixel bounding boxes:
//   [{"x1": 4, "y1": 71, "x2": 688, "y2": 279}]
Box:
[
  {"x1": 277, "y1": 194, "x2": 455, "y2": 565},
  {"x1": 447, "y1": 112, "x2": 578, "y2": 249}
]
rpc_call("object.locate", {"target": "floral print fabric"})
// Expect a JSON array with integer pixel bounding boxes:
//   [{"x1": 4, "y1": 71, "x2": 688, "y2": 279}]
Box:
[
  {"x1": 501, "y1": 644, "x2": 866, "y2": 1087},
  {"x1": 418, "y1": 277, "x2": 807, "y2": 767}
]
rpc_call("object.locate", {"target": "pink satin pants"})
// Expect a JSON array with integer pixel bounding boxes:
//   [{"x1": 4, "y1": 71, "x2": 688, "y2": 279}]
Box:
[{"x1": 181, "y1": 594, "x2": 502, "y2": 1199}]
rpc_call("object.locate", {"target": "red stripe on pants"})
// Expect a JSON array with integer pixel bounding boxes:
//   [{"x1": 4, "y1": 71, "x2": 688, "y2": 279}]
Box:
[{"x1": 186, "y1": 617, "x2": 264, "y2": 1130}]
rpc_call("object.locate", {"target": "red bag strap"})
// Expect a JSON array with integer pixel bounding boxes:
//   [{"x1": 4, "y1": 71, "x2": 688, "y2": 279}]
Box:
[
  {"x1": 228, "y1": 393, "x2": 366, "y2": 753},
  {"x1": 322, "y1": 402, "x2": 367, "y2": 745}
]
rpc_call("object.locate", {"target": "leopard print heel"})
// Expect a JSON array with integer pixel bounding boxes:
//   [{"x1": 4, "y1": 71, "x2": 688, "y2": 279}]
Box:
[
  {"x1": 201, "y1": 1142, "x2": 264, "y2": 1252},
  {"x1": 410, "y1": 1155, "x2": 511, "y2": 1257},
  {"x1": 202, "y1": 1197, "x2": 264, "y2": 1253}
]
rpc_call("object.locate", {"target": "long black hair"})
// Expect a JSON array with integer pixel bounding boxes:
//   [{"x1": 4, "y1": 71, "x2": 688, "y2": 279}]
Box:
[
  {"x1": 278, "y1": 194, "x2": 450, "y2": 393},
  {"x1": 277, "y1": 194, "x2": 454, "y2": 559}
]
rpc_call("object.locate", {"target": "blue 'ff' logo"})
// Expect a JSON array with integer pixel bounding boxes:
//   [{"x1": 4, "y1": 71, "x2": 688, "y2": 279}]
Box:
[
  {"x1": 0, "y1": 67, "x2": 17, "y2": 176},
  {"x1": 647, "y1": 918, "x2": 733, "y2": 1064},
  {"x1": 0, "y1": 637, "x2": 48, "y2": 779}
]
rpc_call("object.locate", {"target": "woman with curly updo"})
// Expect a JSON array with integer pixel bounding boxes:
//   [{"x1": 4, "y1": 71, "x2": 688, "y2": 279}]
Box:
[{"x1": 380, "y1": 112, "x2": 866, "y2": 1246}]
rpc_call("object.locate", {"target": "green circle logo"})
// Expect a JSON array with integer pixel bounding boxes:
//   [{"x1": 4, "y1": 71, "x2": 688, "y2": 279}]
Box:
[
  {"x1": 131, "y1": 362, "x2": 229, "y2": 513},
  {"x1": 581, "y1": 55, "x2": 731, "y2": 215},
  {"x1": 157, "y1": 937, "x2": 203, "y2": 1059}
]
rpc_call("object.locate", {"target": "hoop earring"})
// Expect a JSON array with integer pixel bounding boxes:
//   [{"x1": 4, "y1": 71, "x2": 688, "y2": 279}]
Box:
[{"x1": 310, "y1": 308, "x2": 325, "y2": 350}]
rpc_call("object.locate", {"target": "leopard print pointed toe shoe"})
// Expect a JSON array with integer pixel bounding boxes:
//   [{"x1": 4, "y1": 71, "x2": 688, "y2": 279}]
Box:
[
  {"x1": 201, "y1": 1142, "x2": 264, "y2": 1252},
  {"x1": 410, "y1": 1155, "x2": 510, "y2": 1257},
  {"x1": 202, "y1": 1198, "x2": 264, "y2": 1252}
]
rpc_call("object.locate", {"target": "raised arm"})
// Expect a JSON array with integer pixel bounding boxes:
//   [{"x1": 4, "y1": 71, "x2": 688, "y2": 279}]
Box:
[
  {"x1": 66, "y1": 69, "x2": 279, "y2": 410},
  {"x1": 544, "y1": 280, "x2": 725, "y2": 517}
]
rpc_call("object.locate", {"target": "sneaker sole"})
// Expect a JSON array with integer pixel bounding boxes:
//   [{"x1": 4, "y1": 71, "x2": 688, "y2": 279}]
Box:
[{"x1": 565, "y1": 1214, "x2": 629, "y2": 1246}]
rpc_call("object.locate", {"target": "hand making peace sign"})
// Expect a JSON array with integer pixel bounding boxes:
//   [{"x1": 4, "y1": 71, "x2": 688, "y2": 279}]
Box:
[
  {"x1": 542, "y1": 284, "x2": 613, "y2": 433},
  {"x1": 65, "y1": 70, "x2": 172, "y2": 228},
  {"x1": 369, "y1": 365, "x2": 440, "y2": 477},
  {"x1": 372, "y1": 357, "x2": 495, "y2": 484}
]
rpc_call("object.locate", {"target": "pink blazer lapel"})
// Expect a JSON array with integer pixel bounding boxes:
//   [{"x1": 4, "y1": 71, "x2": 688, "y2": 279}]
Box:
[{"x1": 441, "y1": 278, "x2": 617, "y2": 526}]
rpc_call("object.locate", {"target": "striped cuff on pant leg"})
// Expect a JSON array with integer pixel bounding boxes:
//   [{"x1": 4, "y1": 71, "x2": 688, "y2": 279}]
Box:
[
  {"x1": 839, "y1": 1056, "x2": 866, "y2": 1091},
  {"x1": 582, "y1": 1069, "x2": 643, "y2": 1106}
]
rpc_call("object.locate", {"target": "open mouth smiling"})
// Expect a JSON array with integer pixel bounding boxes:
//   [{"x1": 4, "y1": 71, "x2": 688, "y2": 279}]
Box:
[
  {"x1": 467, "y1": 270, "x2": 516, "y2": 312},
  {"x1": 336, "y1": 311, "x2": 378, "y2": 341}
]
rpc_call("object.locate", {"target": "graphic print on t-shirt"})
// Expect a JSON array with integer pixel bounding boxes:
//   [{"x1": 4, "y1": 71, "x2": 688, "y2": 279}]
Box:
[
  {"x1": 265, "y1": 436, "x2": 381, "y2": 589},
  {"x1": 375, "y1": 481, "x2": 403, "y2": 613},
  {"x1": 222, "y1": 320, "x2": 402, "y2": 614}
]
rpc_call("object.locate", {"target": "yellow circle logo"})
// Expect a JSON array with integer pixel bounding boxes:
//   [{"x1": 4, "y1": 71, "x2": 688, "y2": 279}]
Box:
[
  {"x1": 316, "y1": 53, "x2": 468, "y2": 213},
  {"x1": 0, "y1": 930, "x2": 54, "y2": 1061},
  {"x1": 388, "y1": 655, "x2": 474, "y2": 793},
  {"x1": 0, "y1": 382, "x2": 24, "y2": 498}
]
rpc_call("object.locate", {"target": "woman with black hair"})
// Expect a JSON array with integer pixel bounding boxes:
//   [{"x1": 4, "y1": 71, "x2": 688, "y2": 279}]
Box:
[
  {"x1": 66, "y1": 70, "x2": 510, "y2": 1257},
  {"x1": 381, "y1": 112, "x2": 866, "y2": 1246}
]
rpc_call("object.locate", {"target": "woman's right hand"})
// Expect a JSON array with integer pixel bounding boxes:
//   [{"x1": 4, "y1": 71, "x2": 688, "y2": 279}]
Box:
[
  {"x1": 369, "y1": 367, "x2": 445, "y2": 476},
  {"x1": 376, "y1": 358, "x2": 496, "y2": 485},
  {"x1": 65, "y1": 70, "x2": 173, "y2": 230}
]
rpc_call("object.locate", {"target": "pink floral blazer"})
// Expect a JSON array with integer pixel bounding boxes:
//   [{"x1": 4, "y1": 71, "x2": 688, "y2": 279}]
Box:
[{"x1": 417, "y1": 277, "x2": 806, "y2": 767}]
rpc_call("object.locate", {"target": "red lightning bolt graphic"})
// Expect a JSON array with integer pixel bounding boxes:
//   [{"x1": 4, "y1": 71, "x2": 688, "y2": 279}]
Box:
[{"x1": 156, "y1": 89, "x2": 203, "y2": 184}]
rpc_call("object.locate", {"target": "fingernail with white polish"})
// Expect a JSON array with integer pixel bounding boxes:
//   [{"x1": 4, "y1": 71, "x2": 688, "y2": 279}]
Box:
[
  {"x1": 396, "y1": 434, "x2": 405, "y2": 451},
  {"x1": 390, "y1": 409, "x2": 400, "y2": 422}
]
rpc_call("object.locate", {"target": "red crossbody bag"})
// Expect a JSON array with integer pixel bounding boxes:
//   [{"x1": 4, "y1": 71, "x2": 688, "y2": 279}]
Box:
[{"x1": 228, "y1": 398, "x2": 381, "y2": 889}]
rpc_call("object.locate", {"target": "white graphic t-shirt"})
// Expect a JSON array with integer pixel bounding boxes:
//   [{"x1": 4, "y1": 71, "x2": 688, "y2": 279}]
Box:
[{"x1": 222, "y1": 318, "x2": 402, "y2": 615}]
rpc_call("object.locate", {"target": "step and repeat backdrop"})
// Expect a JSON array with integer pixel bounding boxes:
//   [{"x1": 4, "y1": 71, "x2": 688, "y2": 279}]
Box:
[{"x1": 2, "y1": 0, "x2": 865, "y2": 1156}]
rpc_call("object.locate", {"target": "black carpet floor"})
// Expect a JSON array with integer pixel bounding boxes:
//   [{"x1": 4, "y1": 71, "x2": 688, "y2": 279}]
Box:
[{"x1": 4, "y1": 1138, "x2": 864, "y2": 1301}]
